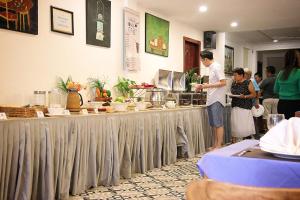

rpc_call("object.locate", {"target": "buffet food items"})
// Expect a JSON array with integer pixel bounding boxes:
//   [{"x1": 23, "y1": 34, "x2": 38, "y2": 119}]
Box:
[
  {"x1": 88, "y1": 77, "x2": 112, "y2": 102},
  {"x1": 0, "y1": 105, "x2": 47, "y2": 118},
  {"x1": 111, "y1": 96, "x2": 128, "y2": 112}
]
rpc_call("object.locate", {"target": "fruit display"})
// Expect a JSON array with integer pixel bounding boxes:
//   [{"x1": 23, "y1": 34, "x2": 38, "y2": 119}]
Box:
[{"x1": 88, "y1": 78, "x2": 112, "y2": 102}]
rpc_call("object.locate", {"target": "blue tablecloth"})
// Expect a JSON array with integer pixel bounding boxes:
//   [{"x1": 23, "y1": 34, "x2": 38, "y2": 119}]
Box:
[{"x1": 197, "y1": 140, "x2": 300, "y2": 188}]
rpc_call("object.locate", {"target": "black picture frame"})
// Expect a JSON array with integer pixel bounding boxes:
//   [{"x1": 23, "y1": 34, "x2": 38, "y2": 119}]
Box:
[
  {"x1": 86, "y1": 0, "x2": 111, "y2": 47},
  {"x1": 50, "y1": 6, "x2": 74, "y2": 35},
  {"x1": 225, "y1": 45, "x2": 234, "y2": 74}
]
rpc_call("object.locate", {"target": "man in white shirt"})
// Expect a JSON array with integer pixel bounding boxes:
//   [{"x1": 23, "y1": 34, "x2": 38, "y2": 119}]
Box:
[{"x1": 196, "y1": 50, "x2": 226, "y2": 150}]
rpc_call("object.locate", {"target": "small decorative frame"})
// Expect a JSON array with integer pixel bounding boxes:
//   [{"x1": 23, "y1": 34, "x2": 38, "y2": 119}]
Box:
[
  {"x1": 51, "y1": 6, "x2": 74, "y2": 35},
  {"x1": 225, "y1": 45, "x2": 234, "y2": 74}
]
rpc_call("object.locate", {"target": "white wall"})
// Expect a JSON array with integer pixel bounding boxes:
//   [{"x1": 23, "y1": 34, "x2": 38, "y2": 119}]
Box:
[
  {"x1": 225, "y1": 33, "x2": 255, "y2": 71},
  {"x1": 0, "y1": 0, "x2": 224, "y2": 105}
]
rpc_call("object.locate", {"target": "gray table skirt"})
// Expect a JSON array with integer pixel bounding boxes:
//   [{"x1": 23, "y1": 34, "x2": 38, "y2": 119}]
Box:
[{"x1": 0, "y1": 107, "x2": 226, "y2": 200}]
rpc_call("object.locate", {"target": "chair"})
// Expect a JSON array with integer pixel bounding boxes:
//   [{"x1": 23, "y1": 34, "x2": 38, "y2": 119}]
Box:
[{"x1": 186, "y1": 179, "x2": 300, "y2": 200}]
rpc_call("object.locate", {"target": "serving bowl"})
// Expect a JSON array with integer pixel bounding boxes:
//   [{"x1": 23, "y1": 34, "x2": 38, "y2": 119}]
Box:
[
  {"x1": 135, "y1": 102, "x2": 147, "y2": 110},
  {"x1": 111, "y1": 102, "x2": 128, "y2": 112}
]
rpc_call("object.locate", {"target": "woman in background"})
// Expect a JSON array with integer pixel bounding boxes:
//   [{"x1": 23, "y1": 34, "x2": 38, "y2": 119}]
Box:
[
  {"x1": 230, "y1": 68, "x2": 257, "y2": 142},
  {"x1": 274, "y1": 49, "x2": 300, "y2": 119}
]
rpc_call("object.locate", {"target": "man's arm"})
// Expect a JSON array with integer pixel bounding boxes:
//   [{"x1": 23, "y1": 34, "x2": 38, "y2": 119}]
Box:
[
  {"x1": 202, "y1": 79, "x2": 226, "y2": 89},
  {"x1": 196, "y1": 79, "x2": 226, "y2": 90}
]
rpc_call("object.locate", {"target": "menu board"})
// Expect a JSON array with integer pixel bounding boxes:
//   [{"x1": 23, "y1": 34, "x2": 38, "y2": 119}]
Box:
[{"x1": 124, "y1": 8, "x2": 140, "y2": 71}]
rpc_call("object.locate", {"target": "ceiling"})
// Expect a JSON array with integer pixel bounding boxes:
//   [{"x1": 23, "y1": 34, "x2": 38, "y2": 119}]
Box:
[
  {"x1": 137, "y1": 0, "x2": 300, "y2": 43},
  {"x1": 228, "y1": 27, "x2": 300, "y2": 44}
]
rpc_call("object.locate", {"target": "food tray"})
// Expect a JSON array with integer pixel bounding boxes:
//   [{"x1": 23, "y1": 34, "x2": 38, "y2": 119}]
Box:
[{"x1": 0, "y1": 106, "x2": 47, "y2": 118}]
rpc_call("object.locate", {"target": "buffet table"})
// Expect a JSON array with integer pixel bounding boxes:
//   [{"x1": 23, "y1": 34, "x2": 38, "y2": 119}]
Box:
[{"x1": 0, "y1": 106, "x2": 224, "y2": 200}]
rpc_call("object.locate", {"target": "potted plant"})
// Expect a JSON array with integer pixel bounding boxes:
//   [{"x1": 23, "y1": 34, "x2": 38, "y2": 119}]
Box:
[
  {"x1": 114, "y1": 77, "x2": 136, "y2": 98},
  {"x1": 88, "y1": 77, "x2": 112, "y2": 101},
  {"x1": 185, "y1": 68, "x2": 201, "y2": 92}
]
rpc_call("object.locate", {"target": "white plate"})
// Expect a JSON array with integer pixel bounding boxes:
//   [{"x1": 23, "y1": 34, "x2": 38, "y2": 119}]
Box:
[
  {"x1": 261, "y1": 147, "x2": 300, "y2": 160},
  {"x1": 251, "y1": 104, "x2": 264, "y2": 117},
  {"x1": 226, "y1": 93, "x2": 241, "y2": 98}
]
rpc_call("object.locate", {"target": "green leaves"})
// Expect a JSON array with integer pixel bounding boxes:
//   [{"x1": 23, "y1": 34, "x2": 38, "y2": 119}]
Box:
[
  {"x1": 57, "y1": 76, "x2": 72, "y2": 93},
  {"x1": 114, "y1": 77, "x2": 136, "y2": 97},
  {"x1": 87, "y1": 78, "x2": 106, "y2": 90},
  {"x1": 185, "y1": 69, "x2": 200, "y2": 92}
]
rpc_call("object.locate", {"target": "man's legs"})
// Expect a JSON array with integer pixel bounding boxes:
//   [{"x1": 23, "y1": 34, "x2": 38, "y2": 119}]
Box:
[
  {"x1": 214, "y1": 126, "x2": 224, "y2": 149},
  {"x1": 207, "y1": 102, "x2": 224, "y2": 150},
  {"x1": 271, "y1": 98, "x2": 279, "y2": 114}
]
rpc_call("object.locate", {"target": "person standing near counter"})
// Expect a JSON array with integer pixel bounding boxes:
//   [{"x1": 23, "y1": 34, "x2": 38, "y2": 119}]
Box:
[
  {"x1": 230, "y1": 68, "x2": 257, "y2": 142},
  {"x1": 260, "y1": 65, "x2": 279, "y2": 121},
  {"x1": 196, "y1": 50, "x2": 226, "y2": 150},
  {"x1": 274, "y1": 49, "x2": 300, "y2": 119}
]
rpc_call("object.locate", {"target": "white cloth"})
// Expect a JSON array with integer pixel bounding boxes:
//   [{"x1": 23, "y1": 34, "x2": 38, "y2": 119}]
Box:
[
  {"x1": 231, "y1": 107, "x2": 255, "y2": 138},
  {"x1": 260, "y1": 117, "x2": 300, "y2": 155},
  {"x1": 206, "y1": 62, "x2": 226, "y2": 107}
]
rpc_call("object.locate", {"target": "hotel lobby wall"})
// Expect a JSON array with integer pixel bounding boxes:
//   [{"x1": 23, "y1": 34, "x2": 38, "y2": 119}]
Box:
[{"x1": 0, "y1": 0, "x2": 225, "y2": 105}]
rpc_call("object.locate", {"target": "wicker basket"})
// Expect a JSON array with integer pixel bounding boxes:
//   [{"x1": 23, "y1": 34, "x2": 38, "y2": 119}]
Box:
[{"x1": 0, "y1": 106, "x2": 47, "y2": 118}]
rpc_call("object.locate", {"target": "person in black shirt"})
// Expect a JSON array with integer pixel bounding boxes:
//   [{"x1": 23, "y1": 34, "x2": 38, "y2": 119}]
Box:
[
  {"x1": 260, "y1": 66, "x2": 279, "y2": 123},
  {"x1": 230, "y1": 68, "x2": 257, "y2": 142}
]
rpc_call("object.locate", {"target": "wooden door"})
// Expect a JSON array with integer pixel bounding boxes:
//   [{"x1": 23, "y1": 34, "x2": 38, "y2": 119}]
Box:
[{"x1": 184, "y1": 37, "x2": 201, "y2": 74}]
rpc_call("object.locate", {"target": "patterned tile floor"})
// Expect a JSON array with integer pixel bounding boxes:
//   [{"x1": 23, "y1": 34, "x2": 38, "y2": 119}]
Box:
[{"x1": 70, "y1": 154, "x2": 203, "y2": 200}]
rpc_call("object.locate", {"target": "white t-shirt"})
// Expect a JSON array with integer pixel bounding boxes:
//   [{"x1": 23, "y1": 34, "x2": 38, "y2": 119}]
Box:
[{"x1": 206, "y1": 61, "x2": 226, "y2": 107}]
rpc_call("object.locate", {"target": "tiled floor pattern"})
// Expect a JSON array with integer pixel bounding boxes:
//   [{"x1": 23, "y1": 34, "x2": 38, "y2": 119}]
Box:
[{"x1": 70, "y1": 155, "x2": 202, "y2": 200}]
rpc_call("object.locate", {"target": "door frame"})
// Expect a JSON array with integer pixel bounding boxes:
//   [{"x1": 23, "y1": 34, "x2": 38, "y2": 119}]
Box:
[{"x1": 183, "y1": 36, "x2": 201, "y2": 74}]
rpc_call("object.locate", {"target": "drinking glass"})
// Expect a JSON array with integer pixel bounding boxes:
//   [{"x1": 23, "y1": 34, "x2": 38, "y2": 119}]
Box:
[{"x1": 267, "y1": 114, "x2": 285, "y2": 130}]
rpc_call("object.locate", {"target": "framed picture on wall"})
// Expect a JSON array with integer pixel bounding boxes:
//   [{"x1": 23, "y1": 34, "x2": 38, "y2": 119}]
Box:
[
  {"x1": 225, "y1": 45, "x2": 234, "y2": 74},
  {"x1": 0, "y1": 0, "x2": 38, "y2": 35},
  {"x1": 51, "y1": 6, "x2": 74, "y2": 35},
  {"x1": 145, "y1": 13, "x2": 169, "y2": 57},
  {"x1": 86, "y1": 0, "x2": 111, "y2": 47}
]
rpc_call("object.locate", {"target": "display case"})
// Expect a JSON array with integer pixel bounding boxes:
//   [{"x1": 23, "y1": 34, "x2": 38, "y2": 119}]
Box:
[
  {"x1": 192, "y1": 92, "x2": 207, "y2": 105},
  {"x1": 172, "y1": 71, "x2": 185, "y2": 91},
  {"x1": 154, "y1": 69, "x2": 173, "y2": 91},
  {"x1": 179, "y1": 93, "x2": 192, "y2": 106}
]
